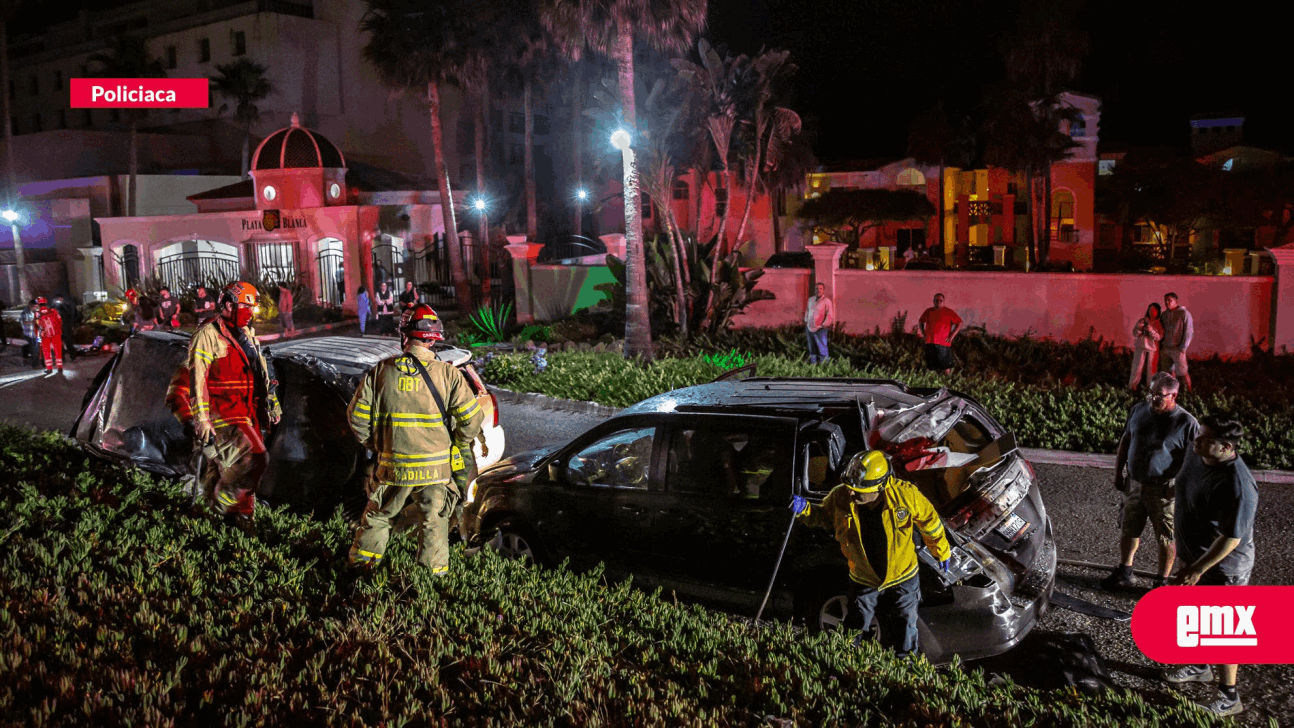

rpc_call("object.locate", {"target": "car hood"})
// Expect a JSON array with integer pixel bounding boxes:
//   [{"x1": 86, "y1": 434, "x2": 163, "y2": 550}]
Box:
[{"x1": 481, "y1": 445, "x2": 562, "y2": 480}]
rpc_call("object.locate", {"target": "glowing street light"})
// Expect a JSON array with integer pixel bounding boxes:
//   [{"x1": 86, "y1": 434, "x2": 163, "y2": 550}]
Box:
[
  {"x1": 610, "y1": 129, "x2": 631, "y2": 152},
  {"x1": 1, "y1": 209, "x2": 17, "y2": 223},
  {"x1": 472, "y1": 196, "x2": 490, "y2": 300},
  {"x1": 474, "y1": 198, "x2": 486, "y2": 211},
  {"x1": 576, "y1": 188, "x2": 588, "y2": 201}
]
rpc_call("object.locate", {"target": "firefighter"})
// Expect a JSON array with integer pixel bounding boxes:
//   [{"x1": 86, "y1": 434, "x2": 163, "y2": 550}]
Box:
[
  {"x1": 35, "y1": 297, "x2": 64, "y2": 375},
  {"x1": 187, "y1": 281, "x2": 281, "y2": 532},
  {"x1": 347, "y1": 303, "x2": 484, "y2": 574},
  {"x1": 791, "y1": 450, "x2": 952, "y2": 657}
]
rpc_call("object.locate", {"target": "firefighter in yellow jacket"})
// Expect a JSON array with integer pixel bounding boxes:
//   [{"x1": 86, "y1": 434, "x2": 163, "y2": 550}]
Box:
[
  {"x1": 347, "y1": 303, "x2": 484, "y2": 573},
  {"x1": 188, "y1": 281, "x2": 281, "y2": 530},
  {"x1": 791, "y1": 450, "x2": 951, "y2": 657}
]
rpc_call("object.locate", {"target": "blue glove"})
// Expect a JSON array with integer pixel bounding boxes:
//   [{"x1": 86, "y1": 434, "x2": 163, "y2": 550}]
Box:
[
  {"x1": 939, "y1": 559, "x2": 951, "y2": 573},
  {"x1": 790, "y1": 495, "x2": 809, "y2": 515}
]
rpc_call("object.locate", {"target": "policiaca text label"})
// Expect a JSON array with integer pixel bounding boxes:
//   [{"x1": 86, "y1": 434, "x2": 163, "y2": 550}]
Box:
[{"x1": 70, "y1": 78, "x2": 210, "y2": 109}]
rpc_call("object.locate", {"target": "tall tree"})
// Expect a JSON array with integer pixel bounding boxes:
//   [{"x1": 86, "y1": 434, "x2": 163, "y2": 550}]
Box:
[
  {"x1": 361, "y1": 0, "x2": 496, "y2": 313},
  {"x1": 906, "y1": 101, "x2": 977, "y2": 259},
  {"x1": 87, "y1": 35, "x2": 166, "y2": 218},
  {"x1": 1, "y1": 0, "x2": 30, "y2": 302},
  {"x1": 999, "y1": 0, "x2": 1088, "y2": 266},
  {"x1": 210, "y1": 58, "x2": 275, "y2": 178},
  {"x1": 731, "y1": 49, "x2": 799, "y2": 253},
  {"x1": 539, "y1": 0, "x2": 708, "y2": 361}
]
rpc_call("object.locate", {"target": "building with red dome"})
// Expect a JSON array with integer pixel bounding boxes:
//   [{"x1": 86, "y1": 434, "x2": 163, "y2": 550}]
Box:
[{"x1": 97, "y1": 113, "x2": 458, "y2": 313}]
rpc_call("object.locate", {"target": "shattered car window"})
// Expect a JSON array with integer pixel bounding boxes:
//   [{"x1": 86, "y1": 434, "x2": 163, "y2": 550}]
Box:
[{"x1": 567, "y1": 427, "x2": 656, "y2": 489}]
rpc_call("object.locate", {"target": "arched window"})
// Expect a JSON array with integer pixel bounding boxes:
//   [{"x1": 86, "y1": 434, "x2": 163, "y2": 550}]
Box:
[
  {"x1": 316, "y1": 237, "x2": 345, "y2": 307},
  {"x1": 896, "y1": 168, "x2": 925, "y2": 187},
  {"x1": 120, "y1": 244, "x2": 140, "y2": 289},
  {"x1": 154, "y1": 240, "x2": 240, "y2": 291},
  {"x1": 1051, "y1": 190, "x2": 1076, "y2": 243}
]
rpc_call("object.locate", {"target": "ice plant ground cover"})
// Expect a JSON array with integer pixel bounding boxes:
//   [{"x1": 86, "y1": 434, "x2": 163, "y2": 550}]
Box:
[
  {"x1": 480, "y1": 325, "x2": 1294, "y2": 471},
  {"x1": 0, "y1": 424, "x2": 1230, "y2": 726}
]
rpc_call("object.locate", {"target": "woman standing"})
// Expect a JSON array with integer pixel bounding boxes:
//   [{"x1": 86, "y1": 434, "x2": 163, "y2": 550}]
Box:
[{"x1": 1129, "y1": 302, "x2": 1164, "y2": 390}]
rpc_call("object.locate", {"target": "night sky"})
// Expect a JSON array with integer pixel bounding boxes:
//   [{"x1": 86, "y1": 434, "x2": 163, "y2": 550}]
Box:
[{"x1": 13, "y1": 0, "x2": 1290, "y2": 161}]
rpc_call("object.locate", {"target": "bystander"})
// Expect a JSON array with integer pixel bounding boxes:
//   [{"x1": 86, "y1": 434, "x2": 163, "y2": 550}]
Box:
[
  {"x1": 1158, "y1": 292, "x2": 1194, "y2": 391},
  {"x1": 803, "y1": 282, "x2": 834, "y2": 364},
  {"x1": 1129, "y1": 302, "x2": 1163, "y2": 390},
  {"x1": 918, "y1": 293, "x2": 962, "y2": 376},
  {"x1": 1160, "y1": 413, "x2": 1256, "y2": 717}
]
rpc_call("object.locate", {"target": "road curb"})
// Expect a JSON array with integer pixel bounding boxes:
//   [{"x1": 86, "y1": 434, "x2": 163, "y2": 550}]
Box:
[{"x1": 489, "y1": 387, "x2": 1294, "y2": 485}]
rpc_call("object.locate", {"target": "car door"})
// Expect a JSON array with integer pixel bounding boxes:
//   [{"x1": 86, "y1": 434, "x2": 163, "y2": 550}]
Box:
[
  {"x1": 641, "y1": 414, "x2": 800, "y2": 603},
  {"x1": 536, "y1": 418, "x2": 663, "y2": 573}
]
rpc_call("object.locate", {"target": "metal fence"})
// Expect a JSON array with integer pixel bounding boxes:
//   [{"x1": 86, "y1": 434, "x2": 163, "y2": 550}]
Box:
[
  {"x1": 404, "y1": 233, "x2": 507, "y2": 311},
  {"x1": 156, "y1": 250, "x2": 241, "y2": 292},
  {"x1": 537, "y1": 236, "x2": 606, "y2": 263}
]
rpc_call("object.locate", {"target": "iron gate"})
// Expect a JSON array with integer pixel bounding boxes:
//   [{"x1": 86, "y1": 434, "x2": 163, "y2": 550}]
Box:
[
  {"x1": 316, "y1": 248, "x2": 345, "y2": 307},
  {"x1": 156, "y1": 250, "x2": 241, "y2": 292}
]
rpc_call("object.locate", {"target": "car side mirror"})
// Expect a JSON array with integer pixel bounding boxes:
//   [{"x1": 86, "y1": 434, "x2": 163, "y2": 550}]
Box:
[{"x1": 547, "y1": 461, "x2": 565, "y2": 483}]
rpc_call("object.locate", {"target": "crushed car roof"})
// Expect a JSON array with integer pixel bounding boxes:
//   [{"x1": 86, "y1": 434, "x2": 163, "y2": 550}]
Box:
[{"x1": 620, "y1": 377, "x2": 938, "y2": 416}]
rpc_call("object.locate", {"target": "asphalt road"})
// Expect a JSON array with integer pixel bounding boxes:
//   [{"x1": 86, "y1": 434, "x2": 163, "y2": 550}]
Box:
[{"x1": 3, "y1": 348, "x2": 1291, "y2": 724}]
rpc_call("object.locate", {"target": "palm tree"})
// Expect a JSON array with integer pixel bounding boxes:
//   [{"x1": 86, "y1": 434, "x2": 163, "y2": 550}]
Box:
[
  {"x1": 210, "y1": 58, "x2": 275, "y2": 179},
  {"x1": 908, "y1": 101, "x2": 978, "y2": 260},
  {"x1": 674, "y1": 40, "x2": 743, "y2": 259},
  {"x1": 1, "y1": 0, "x2": 30, "y2": 302},
  {"x1": 87, "y1": 35, "x2": 165, "y2": 218},
  {"x1": 361, "y1": 0, "x2": 495, "y2": 313},
  {"x1": 731, "y1": 49, "x2": 799, "y2": 253},
  {"x1": 539, "y1": 0, "x2": 708, "y2": 361}
]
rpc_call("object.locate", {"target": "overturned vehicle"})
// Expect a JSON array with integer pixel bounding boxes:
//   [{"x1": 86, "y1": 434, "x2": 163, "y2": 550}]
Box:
[
  {"x1": 460, "y1": 377, "x2": 1055, "y2": 664},
  {"x1": 72, "y1": 331, "x2": 504, "y2": 517}
]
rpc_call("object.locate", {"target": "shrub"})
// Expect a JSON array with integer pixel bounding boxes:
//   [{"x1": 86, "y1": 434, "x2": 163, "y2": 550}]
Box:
[
  {"x1": 479, "y1": 348, "x2": 1294, "y2": 470},
  {"x1": 0, "y1": 425, "x2": 1227, "y2": 727}
]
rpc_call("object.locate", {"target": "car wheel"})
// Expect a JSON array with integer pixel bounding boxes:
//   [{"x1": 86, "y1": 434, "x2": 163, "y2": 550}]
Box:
[
  {"x1": 795, "y1": 576, "x2": 853, "y2": 633},
  {"x1": 486, "y1": 521, "x2": 545, "y2": 566}
]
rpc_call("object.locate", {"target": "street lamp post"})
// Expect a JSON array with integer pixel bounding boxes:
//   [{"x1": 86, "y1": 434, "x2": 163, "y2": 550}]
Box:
[
  {"x1": 576, "y1": 188, "x2": 588, "y2": 239},
  {"x1": 2, "y1": 208, "x2": 29, "y2": 303},
  {"x1": 474, "y1": 197, "x2": 490, "y2": 303},
  {"x1": 610, "y1": 129, "x2": 652, "y2": 360}
]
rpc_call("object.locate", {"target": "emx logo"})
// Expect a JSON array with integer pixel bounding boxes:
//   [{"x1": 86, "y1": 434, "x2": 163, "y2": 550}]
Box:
[
  {"x1": 1133, "y1": 586, "x2": 1293, "y2": 664},
  {"x1": 1177, "y1": 605, "x2": 1257, "y2": 647}
]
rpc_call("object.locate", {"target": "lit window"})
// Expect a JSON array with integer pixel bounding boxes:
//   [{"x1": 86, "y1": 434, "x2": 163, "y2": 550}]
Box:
[
  {"x1": 896, "y1": 168, "x2": 925, "y2": 187},
  {"x1": 1222, "y1": 158, "x2": 1234, "y2": 171},
  {"x1": 263, "y1": 185, "x2": 277, "y2": 202}
]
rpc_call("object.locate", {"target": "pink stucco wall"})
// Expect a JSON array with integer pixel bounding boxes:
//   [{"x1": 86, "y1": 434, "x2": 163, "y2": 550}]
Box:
[
  {"x1": 734, "y1": 268, "x2": 813, "y2": 328},
  {"x1": 735, "y1": 268, "x2": 1274, "y2": 358}
]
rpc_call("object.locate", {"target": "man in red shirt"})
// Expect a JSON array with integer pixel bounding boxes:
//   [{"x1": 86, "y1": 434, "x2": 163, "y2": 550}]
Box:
[{"x1": 918, "y1": 293, "x2": 962, "y2": 376}]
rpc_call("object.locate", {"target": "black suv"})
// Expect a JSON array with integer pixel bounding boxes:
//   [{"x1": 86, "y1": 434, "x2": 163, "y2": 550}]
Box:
[{"x1": 460, "y1": 377, "x2": 1056, "y2": 664}]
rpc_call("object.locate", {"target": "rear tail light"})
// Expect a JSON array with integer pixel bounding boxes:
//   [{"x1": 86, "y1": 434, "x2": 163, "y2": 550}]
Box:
[{"x1": 490, "y1": 391, "x2": 499, "y2": 427}]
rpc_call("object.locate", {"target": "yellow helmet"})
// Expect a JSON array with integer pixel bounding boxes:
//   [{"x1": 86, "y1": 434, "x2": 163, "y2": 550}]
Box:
[{"x1": 842, "y1": 450, "x2": 891, "y2": 493}]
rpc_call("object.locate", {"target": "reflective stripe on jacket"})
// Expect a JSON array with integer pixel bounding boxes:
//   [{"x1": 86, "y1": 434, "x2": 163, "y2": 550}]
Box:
[
  {"x1": 348, "y1": 343, "x2": 484, "y2": 487},
  {"x1": 187, "y1": 319, "x2": 280, "y2": 430},
  {"x1": 166, "y1": 364, "x2": 193, "y2": 423},
  {"x1": 797, "y1": 478, "x2": 952, "y2": 589}
]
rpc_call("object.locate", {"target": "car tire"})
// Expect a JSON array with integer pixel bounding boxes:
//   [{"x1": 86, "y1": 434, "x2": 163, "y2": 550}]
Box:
[
  {"x1": 486, "y1": 521, "x2": 547, "y2": 566},
  {"x1": 795, "y1": 576, "x2": 854, "y2": 633}
]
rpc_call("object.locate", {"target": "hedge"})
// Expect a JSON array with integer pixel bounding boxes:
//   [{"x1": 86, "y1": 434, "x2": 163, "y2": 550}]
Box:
[
  {"x1": 0, "y1": 425, "x2": 1226, "y2": 726},
  {"x1": 479, "y1": 345, "x2": 1294, "y2": 471}
]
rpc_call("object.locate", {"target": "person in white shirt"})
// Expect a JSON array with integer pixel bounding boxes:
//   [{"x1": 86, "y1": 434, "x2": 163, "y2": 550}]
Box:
[{"x1": 804, "y1": 282, "x2": 835, "y2": 364}]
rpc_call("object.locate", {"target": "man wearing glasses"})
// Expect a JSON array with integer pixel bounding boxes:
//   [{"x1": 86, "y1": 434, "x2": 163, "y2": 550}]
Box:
[
  {"x1": 1160, "y1": 413, "x2": 1256, "y2": 717},
  {"x1": 1101, "y1": 372, "x2": 1199, "y2": 591}
]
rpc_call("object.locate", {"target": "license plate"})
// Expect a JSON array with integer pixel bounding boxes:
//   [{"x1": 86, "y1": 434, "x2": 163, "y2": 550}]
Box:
[{"x1": 997, "y1": 513, "x2": 1029, "y2": 541}]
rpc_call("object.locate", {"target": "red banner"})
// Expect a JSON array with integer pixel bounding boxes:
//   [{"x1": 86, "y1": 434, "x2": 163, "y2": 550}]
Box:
[
  {"x1": 1132, "y1": 586, "x2": 1294, "y2": 664},
  {"x1": 69, "y1": 78, "x2": 209, "y2": 108}
]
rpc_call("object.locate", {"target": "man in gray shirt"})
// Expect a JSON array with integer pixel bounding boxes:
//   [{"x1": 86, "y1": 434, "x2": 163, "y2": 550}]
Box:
[
  {"x1": 1101, "y1": 372, "x2": 1199, "y2": 591},
  {"x1": 1161, "y1": 413, "x2": 1256, "y2": 717},
  {"x1": 1158, "y1": 292, "x2": 1194, "y2": 391}
]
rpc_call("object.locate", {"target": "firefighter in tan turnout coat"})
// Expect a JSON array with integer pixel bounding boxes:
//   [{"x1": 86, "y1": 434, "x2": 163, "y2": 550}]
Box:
[{"x1": 347, "y1": 303, "x2": 484, "y2": 572}]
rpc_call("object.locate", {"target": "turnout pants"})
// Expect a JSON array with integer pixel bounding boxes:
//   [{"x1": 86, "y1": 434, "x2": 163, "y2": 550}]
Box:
[
  {"x1": 203, "y1": 421, "x2": 269, "y2": 516},
  {"x1": 350, "y1": 481, "x2": 451, "y2": 572},
  {"x1": 40, "y1": 332, "x2": 63, "y2": 370}
]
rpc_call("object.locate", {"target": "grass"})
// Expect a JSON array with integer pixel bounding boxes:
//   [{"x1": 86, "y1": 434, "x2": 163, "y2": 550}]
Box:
[{"x1": 0, "y1": 424, "x2": 1231, "y2": 727}]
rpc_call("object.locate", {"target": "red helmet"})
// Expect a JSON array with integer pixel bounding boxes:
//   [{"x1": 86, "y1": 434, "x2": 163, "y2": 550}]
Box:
[
  {"x1": 400, "y1": 303, "x2": 445, "y2": 342},
  {"x1": 35, "y1": 296, "x2": 48, "y2": 306}
]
